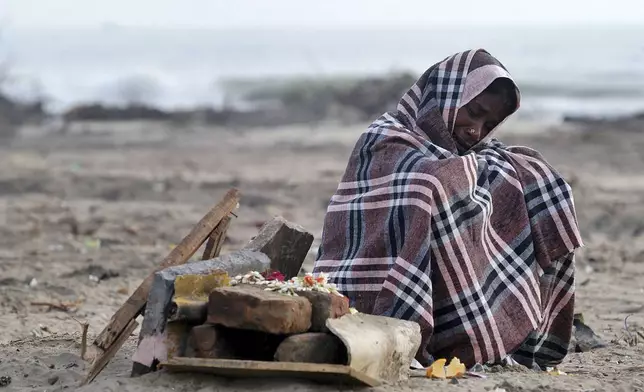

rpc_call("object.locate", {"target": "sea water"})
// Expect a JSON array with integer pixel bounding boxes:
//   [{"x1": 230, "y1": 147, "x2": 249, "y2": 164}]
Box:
[{"x1": 3, "y1": 25, "x2": 644, "y2": 120}]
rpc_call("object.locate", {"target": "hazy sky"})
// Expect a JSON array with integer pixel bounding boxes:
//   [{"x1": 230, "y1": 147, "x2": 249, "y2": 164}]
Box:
[{"x1": 3, "y1": 0, "x2": 643, "y2": 29}]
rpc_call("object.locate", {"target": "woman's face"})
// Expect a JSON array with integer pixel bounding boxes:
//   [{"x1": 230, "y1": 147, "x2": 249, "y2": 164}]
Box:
[{"x1": 452, "y1": 91, "x2": 509, "y2": 153}]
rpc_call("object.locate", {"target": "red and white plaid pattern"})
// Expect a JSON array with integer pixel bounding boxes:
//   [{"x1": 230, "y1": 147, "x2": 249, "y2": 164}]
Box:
[{"x1": 313, "y1": 49, "x2": 583, "y2": 368}]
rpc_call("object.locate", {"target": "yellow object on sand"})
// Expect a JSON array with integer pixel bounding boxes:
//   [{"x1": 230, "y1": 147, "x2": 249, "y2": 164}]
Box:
[
  {"x1": 426, "y1": 358, "x2": 446, "y2": 378},
  {"x1": 547, "y1": 367, "x2": 567, "y2": 376},
  {"x1": 426, "y1": 357, "x2": 466, "y2": 379},
  {"x1": 445, "y1": 357, "x2": 466, "y2": 378}
]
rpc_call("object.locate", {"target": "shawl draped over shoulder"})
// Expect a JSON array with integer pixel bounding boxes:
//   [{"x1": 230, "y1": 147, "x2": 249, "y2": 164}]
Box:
[{"x1": 313, "y1": 49, "x2": 583, "y2": 368}]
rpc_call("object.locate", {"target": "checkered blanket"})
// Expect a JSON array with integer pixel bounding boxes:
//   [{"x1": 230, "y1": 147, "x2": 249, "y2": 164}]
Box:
[{"x1": 313, "y1": 49, "x2": 583, "y2": 368}]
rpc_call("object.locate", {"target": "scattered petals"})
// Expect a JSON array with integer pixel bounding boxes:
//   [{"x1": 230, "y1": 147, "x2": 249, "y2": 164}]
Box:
[{"x1": 229, "y1": 270, "x2": 344, "y2": 297}]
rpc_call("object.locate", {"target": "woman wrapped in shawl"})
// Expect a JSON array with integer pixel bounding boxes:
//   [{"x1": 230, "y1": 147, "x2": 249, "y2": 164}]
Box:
[{"x1": 313, "y1": 49, "x2": 583, "y2": 369}]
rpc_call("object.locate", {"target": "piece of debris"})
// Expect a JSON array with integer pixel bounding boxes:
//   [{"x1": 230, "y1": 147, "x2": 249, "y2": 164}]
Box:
[
  {"x1": 425, "y1": 357, "x2": 466, "y2": 379},
  {"x1": 30, "y1": 300, "x2": 81, "y2": 313},
  {"x1": 445, "y1": 358, "x2": 466, "y2": 378},
  {"x1": 63, "y1": 265, "x2": 120, "y2": 282},
  {"x1": 69, "y1": 316, "x2": 90, "y2": 360},
  {"x1": 47, "y1": 375, "x2": 59, "y2": 385},
  {"x1": 573, "y1": 313, "x2": 606, "y2": 352},
  {"x1": 274, "y1": 333, "x2": 346, "y2": 364},
  {"x1": 243, "y1": 216, "x2": 314, "y2": 279},
  {"x1": 31, "y1": 324, "x2": 51, "y2": 338},
  {"x1": 426, "y1": 358, "x2": 447, "y2": 378},
  {"x1": 546, "y1": 367, "x2": 567, "y2": 376},
  {"x1": 0, "y1": 376, "x2": 11, "y2": 387},
  {"x1": 326, "y1": 313, "x2": 421, "y2": 383},
  {"x1": 83, "y1": 238, "x2": 101, "y2": 250},
  {"x1": 29, "y1": 278, "x2": 38, "y2": 288},
  {"x1": 470, "y1": 363, "x2": 485, "y2": 373}
]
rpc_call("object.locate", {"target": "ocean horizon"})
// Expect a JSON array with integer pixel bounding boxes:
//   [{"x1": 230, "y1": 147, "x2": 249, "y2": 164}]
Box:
[{"x1": 3, "y1": 25, "x2": 644, "y2": 121}]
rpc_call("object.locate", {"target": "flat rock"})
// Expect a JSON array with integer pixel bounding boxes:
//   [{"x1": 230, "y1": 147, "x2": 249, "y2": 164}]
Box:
[
  {"x1": 208, "y1": 285, "x2": 312, "y2": 334},
  {"x1": 274, "y1": 333, "x2": 347, "y2": 364},
  {"x1": 244, "y1": 216, "x2": 314, "y2": 279},
  {"x1": 296, "y1": 291, "x2": 350, "y2": 332}
]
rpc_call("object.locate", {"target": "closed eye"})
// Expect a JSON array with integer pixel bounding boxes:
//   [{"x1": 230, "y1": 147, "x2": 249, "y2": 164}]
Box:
[{"x1": 467, "y1": 102, "x2": 486, "y2": 118}]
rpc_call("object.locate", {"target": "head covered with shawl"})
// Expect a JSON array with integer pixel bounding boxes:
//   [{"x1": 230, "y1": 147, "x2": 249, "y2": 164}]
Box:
[
  {"x1": 397, "y1": 48, "x2": 520, "y2": 154},
  {"x1": 314, "y1": 49, "x2": 583, "y2": 368}
]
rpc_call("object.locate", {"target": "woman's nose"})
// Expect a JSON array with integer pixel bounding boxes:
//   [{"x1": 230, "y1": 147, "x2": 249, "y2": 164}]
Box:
[{"x1": 464, "y1": 124, "x2": 483, "y2": 141}]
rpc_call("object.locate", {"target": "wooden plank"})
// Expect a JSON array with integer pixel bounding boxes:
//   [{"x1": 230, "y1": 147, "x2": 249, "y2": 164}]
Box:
[
  {"x1": 84, "y1": 189, "x2": 240, "y2": 383},
  {"x1": 81, "y1": 320, "x2": 138, "y2": 385},
  {"x1": 92, "y1": 188, "x2": 239, "y2": 352},
  {"x1": 201, "y1": 215, "x2": 232, "y2": 260},
  {"x1": 160, "y1": 357, "x2": 381, "y2": 387}
]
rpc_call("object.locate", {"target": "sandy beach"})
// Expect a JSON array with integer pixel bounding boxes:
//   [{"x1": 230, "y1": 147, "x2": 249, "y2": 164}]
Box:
[{"x1": 1, "y1": 118, "x2": 643, "y2": 391}]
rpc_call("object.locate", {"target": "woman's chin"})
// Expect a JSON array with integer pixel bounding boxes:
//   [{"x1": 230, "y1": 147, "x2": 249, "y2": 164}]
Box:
[{"x1": 455, "y1": 140, "x2": 473, "y2": 154}]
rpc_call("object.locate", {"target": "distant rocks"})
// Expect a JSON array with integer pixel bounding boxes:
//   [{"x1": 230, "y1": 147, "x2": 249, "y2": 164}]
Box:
[{"x1": 563, "y1": 112, "x2": 644, "y2": 132}]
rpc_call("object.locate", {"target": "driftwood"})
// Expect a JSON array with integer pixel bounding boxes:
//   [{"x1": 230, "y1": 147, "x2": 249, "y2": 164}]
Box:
[{"x1": 81, "y1": 189, "x2": 240, "y2": 386}]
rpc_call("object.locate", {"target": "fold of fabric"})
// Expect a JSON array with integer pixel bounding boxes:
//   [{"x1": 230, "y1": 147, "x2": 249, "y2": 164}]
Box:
[{"x1": 313, "y1": 49, "x2": 583, "y2": 368}]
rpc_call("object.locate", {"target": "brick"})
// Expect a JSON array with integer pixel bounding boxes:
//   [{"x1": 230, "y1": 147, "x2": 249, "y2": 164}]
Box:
[
  {"x1": 185, "y1": 325, "x2": 230, "y2": 359},
  {"x1": 207, "y1": 285, "x2": 312, "y2": 334},
  {"x1": 185, "y1": 325, "x2": 284, "y2": 361},
  {"x1": 297, "y1": 291, "x2": 350, "y2": 332},
  {"x1": 274, "y1": 333, "x2": 347, "y2": 364},
  {"x1": 243, "y1": 216, "x2": 314, "y2": 279}
]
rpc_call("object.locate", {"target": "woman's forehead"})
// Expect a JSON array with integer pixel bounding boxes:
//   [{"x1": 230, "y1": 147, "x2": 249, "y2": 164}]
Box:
[{"x1": 458, "y1": 65, "x2": 517, "y2": 110}]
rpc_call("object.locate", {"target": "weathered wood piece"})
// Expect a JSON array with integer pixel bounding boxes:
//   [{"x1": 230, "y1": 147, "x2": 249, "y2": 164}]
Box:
[
  {"x1": 88, "y1": 188, "x2": 240, "y2": 375},
  {"x1": 207, "y1": 285, "x2": 312, "y2": 334},
  {"x1": 243, "y1": 216, "x2": 313, "y2": 279},
  {"x1": 326, "y1": 313, "x2": 421, "y2": 383},
  {"x1": 81, "y1": 320, "x2": 138, "y2": 385},
  {"x1": 131, "y1": 250, "x2": 270, "y2": 376},
  {"x1": 160, "y1": 357, "x2": 381, "y2": 387},
  {"x1": 202, "y1": 215, "x2": 232, "y2": 260},
  {"x1": 274, "y1": 333, "x2": 346, "y2": 364},
  {"x1": 82, "y1": 190, "x2": 239, "y2": 384}
]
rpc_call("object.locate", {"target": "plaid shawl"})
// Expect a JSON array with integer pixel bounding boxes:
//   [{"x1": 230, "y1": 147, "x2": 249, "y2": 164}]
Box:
[{"x1": 313, "y1": 49, "x2": 583, "y2": 368}]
